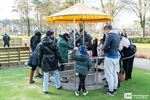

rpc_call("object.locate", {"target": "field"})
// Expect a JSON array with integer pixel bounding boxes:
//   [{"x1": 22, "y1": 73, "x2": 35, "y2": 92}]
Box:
[
  {"x1": 0, "y1": 67, "x2": 150, "y2": 100},
  {"x1": 135, "y1": 43, "x2": 150, "y2": 59}
]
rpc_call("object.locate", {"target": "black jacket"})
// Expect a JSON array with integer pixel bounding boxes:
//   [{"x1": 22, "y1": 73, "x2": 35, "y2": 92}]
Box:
[
  {"x1": 3, "y1": 35, "x2": 10, "y2": 43},
  {"x1": 30, "y1": 35, "x2": 41, "y2": 52},
  {"x1": 37, "y1": 36, "x2": 63, "y2": 72}
]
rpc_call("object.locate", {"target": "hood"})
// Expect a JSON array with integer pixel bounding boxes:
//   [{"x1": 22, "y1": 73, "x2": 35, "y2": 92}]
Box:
[{"x1": 41, "y1": 36, "x2": 53, "y2": 46}]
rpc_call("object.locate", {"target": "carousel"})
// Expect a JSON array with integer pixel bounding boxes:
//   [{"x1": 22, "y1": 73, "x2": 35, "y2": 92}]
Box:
[{"x1": 47, "y1": 3, "x2": 112, "y2": 90}]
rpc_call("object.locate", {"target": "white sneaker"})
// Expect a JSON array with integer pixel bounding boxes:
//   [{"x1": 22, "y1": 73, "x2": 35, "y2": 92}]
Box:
[
  {"x1": 83, "y1": 91, "x2": 88, "y2": 96},
  {"x1": 75, "y1": 91, "x2": 80, "y2": 96}
]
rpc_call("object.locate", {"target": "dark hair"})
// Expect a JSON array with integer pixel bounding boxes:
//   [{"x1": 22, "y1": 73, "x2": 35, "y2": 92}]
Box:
[
  {"x1": 46, "y1": 31, "x2": 54, "y2": 36},
  {"x1": 35, "y1": 31, "x2": 41, "y2": 38},
  {"x1": 103, "y1": 24, "x2": 113, "y2": 30},
  {"x1": 79, "y1": 29, "x2": 83, "y2": 33}
]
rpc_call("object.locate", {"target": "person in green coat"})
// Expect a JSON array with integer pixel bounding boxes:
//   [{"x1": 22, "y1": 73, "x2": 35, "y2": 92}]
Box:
[
  {"x1": 71, "y1": 45, "x2": 92, "y2": 96},
  {"x1": 57, "y1": 32, "x2": 73, "y2": 82}
]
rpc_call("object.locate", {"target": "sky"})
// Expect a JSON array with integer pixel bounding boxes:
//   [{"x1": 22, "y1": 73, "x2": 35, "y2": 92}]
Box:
[{"x1": 0, "y1": 0, "x2": 138, "y2": 27}]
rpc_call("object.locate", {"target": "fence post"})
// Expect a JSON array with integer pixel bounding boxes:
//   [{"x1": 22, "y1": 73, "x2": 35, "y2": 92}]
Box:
[{"x1": 18, "y1": 47, "x2": 21, "y2": 66}]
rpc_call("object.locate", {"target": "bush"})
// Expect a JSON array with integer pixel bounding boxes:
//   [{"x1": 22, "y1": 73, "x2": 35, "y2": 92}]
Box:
[{"x1": 130, "y1": 37, "x2": 150, "y2": 43}]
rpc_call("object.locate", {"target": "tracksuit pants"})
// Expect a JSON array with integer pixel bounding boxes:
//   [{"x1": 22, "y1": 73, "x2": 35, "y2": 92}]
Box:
[
  {"x1": 104, "y1": 57, "x2": 120, "y2": 92},
  {"x1": 43, "y1": 70, "x2": 61, "y2": 92}
]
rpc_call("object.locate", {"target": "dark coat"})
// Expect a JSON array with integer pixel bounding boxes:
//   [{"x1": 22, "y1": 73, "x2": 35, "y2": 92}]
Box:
[
  {"x1": 37, "y1": 36, "x2": 63, "y2": 72},
  {"x1": 57, "y1": 36, "x2": 73, "y2": 62},
  {"x1": 71, "y1": 50, "x2": 92, "y2": 75},
  {"x1": 3, "y1": 35, "x2": 10, "y2": 43},
  {"x1": 30, "y1": 35, "x2": 41, "y2": 52},
  {"x1": 76, "y1": 33, "x2": 92, "y2": 46}
]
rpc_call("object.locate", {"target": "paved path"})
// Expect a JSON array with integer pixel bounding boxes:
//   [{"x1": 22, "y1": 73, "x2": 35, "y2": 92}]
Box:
[{"x1": 134, "y1": 58, "x2": 150, "y2": 70}]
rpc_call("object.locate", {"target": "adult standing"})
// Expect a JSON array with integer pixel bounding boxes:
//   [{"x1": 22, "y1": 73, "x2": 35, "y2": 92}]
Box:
[
  {"x1": 3, "y1": 33, "x2": 10, "y2": 47},
  {"x1": 37, "y1": 35, "x2": 63, "y2": 94},
  {"x1": 29, "y1": 31, "x2": 42, "y2": 84},
  {"x1": 76, "y1": 29, "x2": 92, "y2": 49},
  {"x1": 57, "y1": 32, "x2": 73, "y2": 82},
  {"x1": 119, "y1": 33, "x2": 135, "y2": 80},
  {"x1": 102, "y1": 24, "x2": 120, "y2": 96}
]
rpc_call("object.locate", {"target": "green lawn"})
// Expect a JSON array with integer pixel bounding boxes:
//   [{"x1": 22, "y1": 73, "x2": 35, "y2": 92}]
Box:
[{"x1": 0, "y1": 67, "x2": 150, "y2": 100}]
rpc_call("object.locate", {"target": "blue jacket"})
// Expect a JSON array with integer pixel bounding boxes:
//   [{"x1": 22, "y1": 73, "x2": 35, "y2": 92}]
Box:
[{"x1": 103, "y1": 32, "x2": 120, "y2": 56}]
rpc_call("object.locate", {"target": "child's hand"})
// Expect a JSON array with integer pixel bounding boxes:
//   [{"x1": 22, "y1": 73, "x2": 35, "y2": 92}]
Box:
[{"x1": 74, "y1": 47, "x2": 78, "y2": 50}]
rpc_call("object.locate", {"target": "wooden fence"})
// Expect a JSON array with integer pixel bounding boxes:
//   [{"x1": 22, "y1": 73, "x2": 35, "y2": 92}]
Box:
[
  {"x1": 0, "y1": 47, "x2": 30, "y2": 67},
  {"x1": 0, "y1": 38, "x2": 22, "y2": 47}
]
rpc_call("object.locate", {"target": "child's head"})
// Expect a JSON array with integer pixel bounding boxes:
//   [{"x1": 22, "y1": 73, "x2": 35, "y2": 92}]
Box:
[{"x1": 78, "y1": 45, "x2": 89, "y2": 57}]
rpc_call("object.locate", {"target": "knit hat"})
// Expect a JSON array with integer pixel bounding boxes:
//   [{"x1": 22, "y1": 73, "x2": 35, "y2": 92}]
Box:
[{"x1": 78, "y1": 45, "x2": 89, "y2": 57}]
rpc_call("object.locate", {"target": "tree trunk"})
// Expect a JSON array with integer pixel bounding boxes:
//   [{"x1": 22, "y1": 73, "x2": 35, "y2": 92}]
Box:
[{"x1": 27, "y1": 18, "x2": 30, "y2": 37}]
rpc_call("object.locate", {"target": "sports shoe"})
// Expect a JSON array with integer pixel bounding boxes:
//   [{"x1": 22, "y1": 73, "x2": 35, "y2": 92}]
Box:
[
  {"x1": 104, "y1": 91, "x2": 114, "y2": 96},
  {"x1": 57, "y1": 86, "x2": 63, "y2": 90},
  {"x1": 75, "y1": 91, "x2": 80, "y2": 96},
  {"x1": 34, "y1": 73, "x2": 42, "y2": 78},
  {"x1": 83, "y1": 90, "x2": 88, "y2": 96},
  {"x1": 113, "y1": 89, "x2": 117, "y2": 94},
  {"x1": 44, "y1": 91, "x2": 49, "y2": 94}
]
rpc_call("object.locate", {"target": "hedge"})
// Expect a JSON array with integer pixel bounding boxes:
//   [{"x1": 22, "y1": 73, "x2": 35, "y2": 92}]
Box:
[{"x1": 130, "y1": 37, "x2": 150, "y2": 43}]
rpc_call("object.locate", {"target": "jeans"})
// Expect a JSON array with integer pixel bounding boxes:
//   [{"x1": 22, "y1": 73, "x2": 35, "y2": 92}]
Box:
[
  {"x1": 78, "y1": 74, "x2": 86, "y2": 92},
  {"x1": 43, "y1": 70, "x2": 61, "y2": 92},
  {"x1": 104, "y1": 57, "x2": 120, "y2": 92}
]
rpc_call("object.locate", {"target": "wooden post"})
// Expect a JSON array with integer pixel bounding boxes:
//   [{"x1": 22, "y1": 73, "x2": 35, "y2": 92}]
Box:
[{"x1": 18, "y1": 47, "x2": 21, "y2": 66}]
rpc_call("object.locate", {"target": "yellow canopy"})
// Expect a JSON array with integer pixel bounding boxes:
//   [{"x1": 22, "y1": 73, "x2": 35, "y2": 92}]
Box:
[{"x1": 47, "y1": 3, "x2": 112, "y2": 23}]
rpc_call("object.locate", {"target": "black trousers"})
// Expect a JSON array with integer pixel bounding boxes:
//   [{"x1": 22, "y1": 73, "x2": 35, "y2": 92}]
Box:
[
  {"x1": 4, "y1": 43, "x2": 10, "y2": 47},
  {"x1": 123, "y1": 56, "x2": 135, "y2": 80},
  {"x1": 78, "y1": 74, "x2": 86, "y2": 92}
]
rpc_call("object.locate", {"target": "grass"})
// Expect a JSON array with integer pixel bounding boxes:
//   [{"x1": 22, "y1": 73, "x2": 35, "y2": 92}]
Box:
[{"x1": 0, "y1": 67, "x2": 150, "y2": 100}]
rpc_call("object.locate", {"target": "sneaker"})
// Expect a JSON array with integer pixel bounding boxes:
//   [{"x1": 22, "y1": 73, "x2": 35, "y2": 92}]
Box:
[
  {"x1": 57, "y1": 86, "x2": 63, "y2": 90},
  {"x1": 104, "y1": 91, "x2": 114, "y2": 96},
  {"x1": 44, "y1": 91, "x2": 49, "y2": 94},
  {"x1": 61, "y1": 77, "x2": 68, "y2": 83},
  {"x1": 83, "y1": 90, "x2": 88, "y2": 96},
  {"x1": 35, "y1": 73, "x2": 42, "y2": 78},
  {"x1": 75, "y1": 91, "x2": 80, "y2": 96},
  {"x1": 113, "y1": 89, "x2": 117, "y2": 94}
]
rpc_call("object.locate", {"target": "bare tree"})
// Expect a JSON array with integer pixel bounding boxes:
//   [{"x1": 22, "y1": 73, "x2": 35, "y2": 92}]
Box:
[
  {"x1": 13, "y1": 0, "x2": 31, "y2": 36},
  {"x1": 123, "y1": 0, "x2": 150, "y2": 37},
  {"x1": 100, "y1": 0, "x2": 125, "y2": 18}
]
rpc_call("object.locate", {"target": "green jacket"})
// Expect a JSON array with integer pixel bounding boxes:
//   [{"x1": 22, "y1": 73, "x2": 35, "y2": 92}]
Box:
[
  {"x1": 57, "y1": 36, "x2": 73, "y2": 62},
  {"x1": 71, "y1": 50, "x2": 92, "y2": 75}
]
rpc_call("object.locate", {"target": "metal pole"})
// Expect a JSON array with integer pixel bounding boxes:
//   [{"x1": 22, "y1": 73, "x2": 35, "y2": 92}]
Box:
[
  {"x1": 83, "y1": 22, "x2": 85, "y2": 46},
  {"x1": 74, "y1": 19, "x2": 76, "y2": 47}
]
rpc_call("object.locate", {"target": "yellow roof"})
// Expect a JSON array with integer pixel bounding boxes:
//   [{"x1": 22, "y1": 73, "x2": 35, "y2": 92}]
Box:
[{"x1": 47, "y1": 3, "x2": 112, "y2": 23}]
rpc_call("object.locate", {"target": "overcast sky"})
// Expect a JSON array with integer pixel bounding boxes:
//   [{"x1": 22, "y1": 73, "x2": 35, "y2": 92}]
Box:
[{"x1": 0, "y1": 0, "x2": 138, "y2": 27}]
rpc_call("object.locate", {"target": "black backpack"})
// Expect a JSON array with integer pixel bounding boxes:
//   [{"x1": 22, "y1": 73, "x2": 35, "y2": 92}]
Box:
[{"x1": 128, "y1": 39, "x2": 137, "y2": 55}]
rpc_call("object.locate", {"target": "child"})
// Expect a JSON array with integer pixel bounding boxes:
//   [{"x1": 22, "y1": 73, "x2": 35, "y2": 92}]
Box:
[{"x1": 71, "y1": 46, "x2": 92, "y2": 96}]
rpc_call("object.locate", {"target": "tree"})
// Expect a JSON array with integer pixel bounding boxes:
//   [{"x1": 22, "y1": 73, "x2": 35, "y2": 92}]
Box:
[
  {"x1": 100, "y1": 0, "x2": 125, "y2": 18},
  {"x1": 13, "y1": 0, "x2": 31, "y2": 36},
  {"x1": 123, "y1": 0, "x2": 150, "y2": 37}
]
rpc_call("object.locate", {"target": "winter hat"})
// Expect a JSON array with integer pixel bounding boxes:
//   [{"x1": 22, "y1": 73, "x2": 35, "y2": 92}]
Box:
[{"x1": 78, "y1": 45, "x2": 89, "y2": 57}]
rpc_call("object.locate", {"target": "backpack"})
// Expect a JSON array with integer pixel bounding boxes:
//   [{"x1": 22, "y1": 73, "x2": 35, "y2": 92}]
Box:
[{"x1": 128, "y1": 39, "x2": 137, "y2": 55}]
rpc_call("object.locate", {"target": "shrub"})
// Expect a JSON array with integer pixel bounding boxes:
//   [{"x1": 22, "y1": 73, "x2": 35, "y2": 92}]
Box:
[{"x1": 130, "y1": 37, "x2": 150, "y2": 43}]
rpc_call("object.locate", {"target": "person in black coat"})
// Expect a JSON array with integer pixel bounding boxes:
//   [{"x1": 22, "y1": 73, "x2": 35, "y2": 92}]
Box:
[
  {"x1": 92, "y1": 38, "x2": 98, "y2": 57},
  {"x1": 29, "y1": 31, "x2": 42, "y2": 84},
  {"x1": 30, "y1": 31, "x2": 41, "y2": 52},
  {"x1": 38, "y1": 35, "x2": 63, "y2": 94},
  {"x1": 76, "y1": 29, "x2": 92, "y2": 50},
  {"x1": 3, "y1": 33, "x2": 10, "y2": 47}
]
